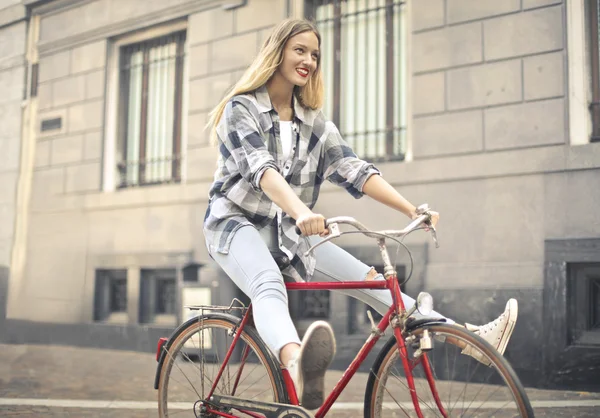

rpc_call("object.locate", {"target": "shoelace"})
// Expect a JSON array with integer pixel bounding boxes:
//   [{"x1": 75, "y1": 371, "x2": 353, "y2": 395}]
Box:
[{"x1": 477, "y1": 313, "x2": 505, "y2": 335}]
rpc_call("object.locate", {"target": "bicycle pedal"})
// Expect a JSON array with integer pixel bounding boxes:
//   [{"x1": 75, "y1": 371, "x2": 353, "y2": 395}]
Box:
[{"x1": 210, "y1": 394, "x2": 314, "y2": 418}]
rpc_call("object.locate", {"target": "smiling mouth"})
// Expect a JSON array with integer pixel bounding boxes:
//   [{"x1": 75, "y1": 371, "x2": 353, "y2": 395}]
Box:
[{"x1": 296, "y1": 68, "x2": 309, "y2": 77}]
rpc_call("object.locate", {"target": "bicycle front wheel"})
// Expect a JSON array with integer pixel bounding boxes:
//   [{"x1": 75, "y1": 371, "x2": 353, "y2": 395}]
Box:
[
  {"x1": 157, "y1": 312, "x2": 288, "y2": 417},
  {"x1": 365, "y1": 323, "x2": 534, "y2": 417}
]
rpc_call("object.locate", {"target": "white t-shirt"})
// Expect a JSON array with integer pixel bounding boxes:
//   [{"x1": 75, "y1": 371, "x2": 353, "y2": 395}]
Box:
[{"x1": 280, "y1": 121, "x2": 294, "y2": 174}]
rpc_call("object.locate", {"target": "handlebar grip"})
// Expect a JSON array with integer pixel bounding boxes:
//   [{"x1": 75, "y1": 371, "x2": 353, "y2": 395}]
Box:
[{"x1": 295, "y1": 219, "x2": 328, "y2": 235}]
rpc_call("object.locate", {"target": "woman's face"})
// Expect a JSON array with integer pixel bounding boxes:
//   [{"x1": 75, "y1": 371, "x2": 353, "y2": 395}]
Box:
[{"x1": 277, "y1": 31, "x2": 320, "y2": 87}]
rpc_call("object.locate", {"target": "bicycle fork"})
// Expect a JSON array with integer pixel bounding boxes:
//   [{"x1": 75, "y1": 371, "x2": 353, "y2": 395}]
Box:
[{"x1": 393, "y1": 326, "x2": 449, "y2": 418}]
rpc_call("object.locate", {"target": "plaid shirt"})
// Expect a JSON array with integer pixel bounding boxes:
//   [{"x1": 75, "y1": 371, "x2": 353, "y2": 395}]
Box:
[{"x1": 204, "y1": 85, "x2": 380, "y2": 281}]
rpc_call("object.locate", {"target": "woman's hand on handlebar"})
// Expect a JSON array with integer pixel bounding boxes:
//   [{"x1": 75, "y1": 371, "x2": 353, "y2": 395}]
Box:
[
  {"x1": 296, "y1": 212, "x2": 329, "y2": 237},
  {"x1": 413, "y1": 209, "x2": 440, "y2": 231}
]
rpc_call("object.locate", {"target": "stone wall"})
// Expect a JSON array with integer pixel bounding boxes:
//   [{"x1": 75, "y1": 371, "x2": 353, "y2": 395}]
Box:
[{"x1": 0, "y1": 0, "x2": 27, "y2": 323}]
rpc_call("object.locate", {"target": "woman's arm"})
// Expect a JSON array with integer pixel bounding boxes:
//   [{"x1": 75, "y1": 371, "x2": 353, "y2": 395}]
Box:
[
  {"x1": 259, "y1": 168, "x2": 327, "y2": 236},
  {"x1": 362, "y1": 174, "x2": 440, "y2": 227}
]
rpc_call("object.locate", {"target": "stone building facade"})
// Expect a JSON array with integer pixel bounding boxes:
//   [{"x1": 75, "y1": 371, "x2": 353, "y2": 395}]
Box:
[{"x1": 1, "y1": 0, "x2": 599, "y2": 390}]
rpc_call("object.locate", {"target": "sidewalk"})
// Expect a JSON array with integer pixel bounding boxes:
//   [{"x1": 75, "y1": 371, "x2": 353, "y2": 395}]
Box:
[{"x1": 1, "y1": 343, "x2": 599, "y2": 417}]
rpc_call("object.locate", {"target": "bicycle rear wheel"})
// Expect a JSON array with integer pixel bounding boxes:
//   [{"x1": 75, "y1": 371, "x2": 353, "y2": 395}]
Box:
[
  {"x1": 365, "y1": 323, "x2": 534, "y2": 417},
  {"x1": 157, "y1": 312, "x2": 288, "y2": 417}
]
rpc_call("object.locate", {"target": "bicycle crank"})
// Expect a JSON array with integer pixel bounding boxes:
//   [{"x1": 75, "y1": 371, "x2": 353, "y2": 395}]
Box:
[{"x1": 209, "y1": 394, "x2": 314, "y2": 418}]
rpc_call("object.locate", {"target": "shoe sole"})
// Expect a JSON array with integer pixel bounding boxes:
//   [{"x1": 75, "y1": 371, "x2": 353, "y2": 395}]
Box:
[
  {"x1": 298, "y1": 322, "x2": 336, "y2": 410},
  {"x1": 495, "y1": 299, "x2": 518, "y2": 356}
]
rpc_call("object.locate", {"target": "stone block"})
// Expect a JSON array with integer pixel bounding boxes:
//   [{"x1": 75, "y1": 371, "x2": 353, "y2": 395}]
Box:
[
  {"x1": 85, "y1": 70, "x2": 105, "y2": 100},
  {"x1": 413, "y1": 0, "x2": 444, "y2": 31},
  {"x1": 31, "y1": 167, "x2": 65, "y2": 199},
  {"x1": 523, "y1": 0, "x2": 562, "y2": 9},
  {"x1": 484, "y1": 6, "x2": 563, "y2": 61},
  {"x1": 0, "y1": 203, "x2": 15, "y2": 240},
  {"x1": 0, "y1": 65, "x2": 25, "y2": 105},
  {"x1": 523, "y1": 51, "x2": 564, "y2": 100},
  {"x1": 0, "y1": 172, "x2": 18, "y2": 204},
  {"x1": 545, "y1": 170, "x2": 600, "y2": 239},
  {"x1": 24, "y1": 211, "x2": 88, "y2": 304},
  {"x1": 187, "y1": 111, "x2": 209, "y2": 147},
  {"x1": 0, "y1": 20, "x2": 26, "y2": 61},
  {"x1": 65, "y1": 162, "x2": 101, "y2": 193},
  {"x1": 83, "y1": 131, "x2": 103, "y2": 161},
  {"x1": 189, "y1": 44, "x2": 209, "y2": 79},
  {"x1": 186, "y1": 145, "x2": 218, "y2": 181},
  {"x1": 39, "y1": 50, "x2": 70, "y2": 83},
  {"x1": 447, "y1": 59, "x2": 521, "y2": 110},
  {"x1": 35, "y1": 139, "x2": 51, "y2": 168},
  {"x1": 51, "y1": 134, "x2": 84, "y2": 165},
  {"x1": 210, "y1": 32, "x2": 258, "y2": 73},
  {"x1": 0, "y1": 238, "x2": 10, "y2": 267},
  {"x1": 39, "y1": 0, "x2": 109, "y2": 45},
  {"x1": 413, "y1": 22, "x2": 482, "y2": 73},
  {"x1": 52, "y1": 75, "x2": 86, "y2": 108},
  {"x1": 68, "y1": 100, "x2": 104, "y2": 133},
  {"x1": 188, "y1": 73, "x2": 234, "y2": 112},
  {"x1": 188, "y1": 7, "x2": 234, "y2": 45},
  {"x1": 413, "y1": 71, "x2": 445, "y2": 115},
  {"x1": 0, "y1": 135, "x2": 20, "y2": 172},
  {"x1": 0, "y1": 101, "x2": 22, "y2": 139},
  {"x1": 413, "y1": 110, "x2": 483, "y2": 157},
  {"x1": 447, "y1": 0, "x2": 520, "y2": 24},
  {"x1": 71, "y1": 40, "x2": 107, "y2": 74},
  {"x1": 484, "y1": 98, "x2": 565, "y2": 150},
  {"x1": 37, "y1": 82, "x2": 53, "y2": 111},
  {"x1": 235, "y1": 0, "x2": 285, "y2": 33}
]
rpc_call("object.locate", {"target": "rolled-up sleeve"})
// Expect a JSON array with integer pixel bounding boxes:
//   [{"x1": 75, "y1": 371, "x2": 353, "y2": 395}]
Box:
[
  {"x1": 218, "y1": 99, "x2": 279, "y2": 191},
  {"x1": 321, "y1": 122, "x2": 381, "y2": 198}
]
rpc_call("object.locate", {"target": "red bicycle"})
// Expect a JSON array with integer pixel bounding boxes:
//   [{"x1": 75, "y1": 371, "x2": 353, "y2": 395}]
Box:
[{"x1": 154, "y1": 206, "x2": 534, "y2": 417}]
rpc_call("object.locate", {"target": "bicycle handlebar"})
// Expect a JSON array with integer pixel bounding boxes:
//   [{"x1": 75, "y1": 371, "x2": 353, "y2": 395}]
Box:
[{"x1": 294, "y1": 204, "x2": 439, "y2": 251}]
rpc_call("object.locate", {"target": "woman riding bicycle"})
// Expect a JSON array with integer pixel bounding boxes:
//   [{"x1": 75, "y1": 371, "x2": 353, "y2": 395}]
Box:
[{"x1": 204, "y1": 18, "x2": 518, "y2": 410}]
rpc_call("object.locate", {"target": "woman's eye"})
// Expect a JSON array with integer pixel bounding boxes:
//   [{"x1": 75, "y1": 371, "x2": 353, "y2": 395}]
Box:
[{"x1": 295, "y1": 48, "x2": 303, "y2": 54}]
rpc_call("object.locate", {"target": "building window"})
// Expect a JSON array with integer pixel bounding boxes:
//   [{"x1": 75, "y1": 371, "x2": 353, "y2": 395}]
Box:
[
  {"x1": 589, "y1": 1, "x2": 600, "y2": 142},
  {"x1": 117, "y1": 31, "x2": 186, "y2": 188},
  {"x1": 140, "y1": 269, "x2": 178, "y2": 325},
  {"x1": 306, "y1": 0, "x2": 407, "y2": 160},
  {"x1": 301, "y1": 290, "x2": 331, "y2": 319},
  {"x1": 568, "y1": 263, "x2": 600, "y2": 345},
  {"x1": 94, "y1": 269, "x2": 128, "y2": 323}
]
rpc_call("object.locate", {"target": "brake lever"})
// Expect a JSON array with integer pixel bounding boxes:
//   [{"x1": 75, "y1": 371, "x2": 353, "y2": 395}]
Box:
[{"x1": 430, "y1": 225, "x2": 440, "y2": 248}]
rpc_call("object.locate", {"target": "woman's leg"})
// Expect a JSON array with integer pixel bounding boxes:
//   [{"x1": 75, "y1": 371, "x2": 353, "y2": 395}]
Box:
[
  {"x1": 307, "y1": 236, "x2": 453, "y2": 322},
  {"x1": 209, "y1": 226, "x2": 336, "y2": 409},
  {"x1": 209, "y1": 226, "x2": 301, "y2": 359},
  {"x1": 307, "y1": 236, "x2": 522, "y2": 362}
]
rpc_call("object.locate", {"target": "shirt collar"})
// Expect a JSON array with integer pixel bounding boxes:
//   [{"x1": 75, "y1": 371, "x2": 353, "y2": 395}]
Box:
[{"x1": 254, "y1": 85, "x2": 313, "y2": 126}]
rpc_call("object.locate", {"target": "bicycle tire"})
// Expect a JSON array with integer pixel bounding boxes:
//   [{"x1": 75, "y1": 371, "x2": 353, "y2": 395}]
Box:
[
  {"x1": 364, "y1": 323, "x2": 534, "y2": 417},
  {"x1": 157, "y1": 312, "x2": 289, "y2": 417}
]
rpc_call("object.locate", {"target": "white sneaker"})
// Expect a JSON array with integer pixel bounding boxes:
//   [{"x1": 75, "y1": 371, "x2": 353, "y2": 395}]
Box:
[
  {"x1": 287, "y1": 321, "x2": 336, "y2": 410},
  {"x1": 462, "y1": 299, "x2": 518, "y2": 365}
]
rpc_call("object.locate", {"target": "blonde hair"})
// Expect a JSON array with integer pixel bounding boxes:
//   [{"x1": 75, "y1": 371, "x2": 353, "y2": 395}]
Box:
[{"x1": 206, "y1": 19, "x2": 324, "y2": 144}]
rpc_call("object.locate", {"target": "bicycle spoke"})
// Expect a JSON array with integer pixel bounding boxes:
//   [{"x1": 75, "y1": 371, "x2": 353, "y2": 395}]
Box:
[{"x1": 368, "y1": 325, "x2": 530, "y2": 418}]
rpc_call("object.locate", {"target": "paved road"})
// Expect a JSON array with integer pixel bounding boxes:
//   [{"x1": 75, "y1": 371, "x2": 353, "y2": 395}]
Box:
[{"x1": 1, "y1": 343, "x2": 599, "y2": 417}]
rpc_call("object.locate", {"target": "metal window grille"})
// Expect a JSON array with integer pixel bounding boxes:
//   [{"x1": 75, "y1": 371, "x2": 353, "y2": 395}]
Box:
[
  {"x1": 590, "y1": 276, "x2": 600, "y2": 330},
  {"x1": 117, "y1": 31, "x2": 186, "y2": 188},
  {"x1": 590, "y1": 0, "x2": 600, "y2": 142},
  {"x1": 306, "y1": 0, "x2": 407, "y2": 161},
  {"x1": 300, "y1": 290, "x2": 330, "y2": 319},
  {"x1": 156, "y1": 278, "x2": 177, "y2": 315},
  {"x1": 568, "y1": 264, "x2": 600, "y2": 345},
  {"x1": 139, "y1": 269, "x2": 178, "y2": 324},
  {"x1": 94, "y1": 269, "x2": 128, "y2": 321},
  {"x1": 110, "y1": 278, "x2": 128, "y2": 312}
]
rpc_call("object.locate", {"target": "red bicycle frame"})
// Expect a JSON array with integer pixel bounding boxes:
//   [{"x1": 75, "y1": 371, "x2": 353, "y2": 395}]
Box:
[{"x1": 207, "y1": 273, "x2": 446, "y2": 418}]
